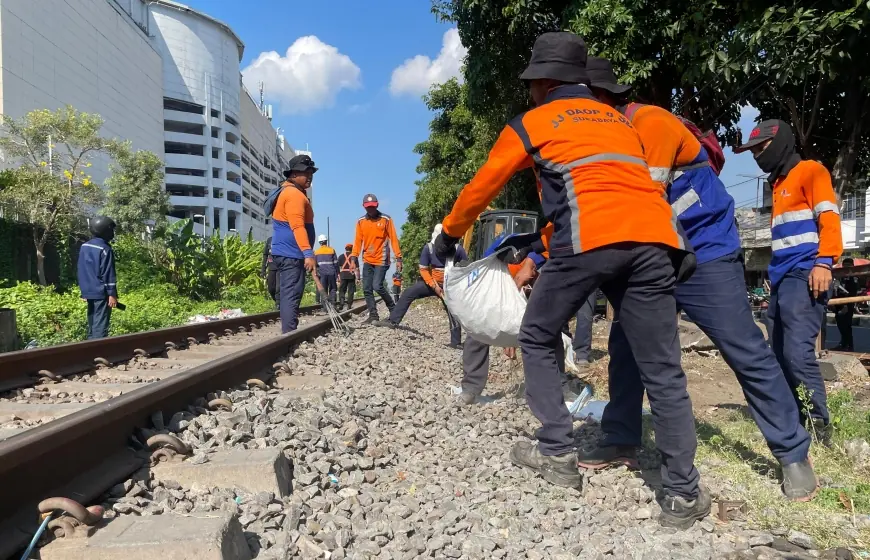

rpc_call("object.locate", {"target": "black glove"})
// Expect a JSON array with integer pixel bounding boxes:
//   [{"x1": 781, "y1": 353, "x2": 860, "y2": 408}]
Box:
[{"x1": 433, "y1": 232, "x2": 461, "y2": 262}]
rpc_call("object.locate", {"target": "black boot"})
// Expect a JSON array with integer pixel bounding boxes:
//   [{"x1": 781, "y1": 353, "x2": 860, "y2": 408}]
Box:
[
  {"x1": 781, "y1": 459, "x2": 819, "y2": 502},
  {"x1": 509, "y1": 441, "x2": 582, "y2": 488},
  {"x1": 657, "y1": 486, "x2": 711, "y2": 529},
  {"x1": 576, "y1": 445, "x2": 639, "y2": 470}
]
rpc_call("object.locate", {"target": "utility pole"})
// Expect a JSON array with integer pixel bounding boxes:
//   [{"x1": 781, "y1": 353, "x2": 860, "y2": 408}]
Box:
[{"x1": 327, "y1": 217, "x2": 330, "y2": 245}]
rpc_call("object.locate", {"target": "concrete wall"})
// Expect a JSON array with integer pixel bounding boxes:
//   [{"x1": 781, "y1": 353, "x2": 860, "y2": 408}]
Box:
[{"x1": 0, "y1": 0, "x2": 164, "y2": 184}]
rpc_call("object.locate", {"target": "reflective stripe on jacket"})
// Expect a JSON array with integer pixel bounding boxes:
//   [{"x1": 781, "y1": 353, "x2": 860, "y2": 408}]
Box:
[
  {"x1": 625, "y1": 103, "x2": 739, "y2": 265},
  {"x1": 769, "y1": 160, "x2": 843, "y2": 286},
  {"x1": 442, "y1": 84, "x2": 686, "y2": 257},
  {"x1": 314, "y1": 245, "x2": 338, "y2": 274},
  {"x1": 351, "y1": 213, "x2": 402, "y2": 266}
]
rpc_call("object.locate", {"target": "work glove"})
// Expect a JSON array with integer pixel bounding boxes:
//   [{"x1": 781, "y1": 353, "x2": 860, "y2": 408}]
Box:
[{"x1": 432, "y1": 232, "x2": 461, "y2": 262}]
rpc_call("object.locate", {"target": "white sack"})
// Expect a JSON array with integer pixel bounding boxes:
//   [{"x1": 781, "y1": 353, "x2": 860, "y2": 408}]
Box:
[{"x1": 443, "y1": 251, "x2": 527, "y2": 347}]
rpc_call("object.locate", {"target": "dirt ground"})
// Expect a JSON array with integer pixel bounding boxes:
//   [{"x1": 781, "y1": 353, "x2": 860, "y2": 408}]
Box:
[{"x1": 580, "y1": 318, "x2": 870, "y2": 416}]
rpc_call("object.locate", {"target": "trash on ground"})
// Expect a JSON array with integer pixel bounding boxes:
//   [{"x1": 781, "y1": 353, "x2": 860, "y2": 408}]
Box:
[{"x1": 187, "y1": 308, "x2": 245, "y2": 323}]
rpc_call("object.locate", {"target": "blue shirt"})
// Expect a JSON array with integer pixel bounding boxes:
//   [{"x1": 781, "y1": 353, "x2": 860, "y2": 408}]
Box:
[{"x1": 77, "y1": 237, "x2": 117, "y2": 300}]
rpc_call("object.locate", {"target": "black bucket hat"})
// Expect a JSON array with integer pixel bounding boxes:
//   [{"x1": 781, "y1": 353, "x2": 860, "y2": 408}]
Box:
[
  {"x1": 586, "y1": 56, "x2": 632, "y2": 95},
  {"x1": 519, "y1": 32, "x2": 590, "y2": 84},
  {"x1": 283, "y1": 154, "x2": 318, "y2": 178}
]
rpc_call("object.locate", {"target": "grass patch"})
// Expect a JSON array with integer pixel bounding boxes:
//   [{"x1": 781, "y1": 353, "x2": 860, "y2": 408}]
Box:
[{"x1": 683, "y1": 390, "x2": 870, "y2": 550}]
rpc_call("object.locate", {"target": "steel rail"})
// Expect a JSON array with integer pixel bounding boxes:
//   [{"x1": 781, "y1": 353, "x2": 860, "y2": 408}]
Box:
[
  {"x1": 0, "y1": 305, "x2": 323, "y2": 393},
  {"x1": 0, "y1": 301, "x2": 368, "y2": 560}
]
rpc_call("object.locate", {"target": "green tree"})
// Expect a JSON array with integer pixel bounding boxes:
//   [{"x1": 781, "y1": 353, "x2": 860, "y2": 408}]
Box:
[
  {"x1": 104, "y1": 146, "x2": 169, "y2": 235},
  {"x1": 0, "y1": 106, "x2": 120, "y2": 285},
  {"x1": 710, "y1": 1, "x2": 870, "y2": 195}
]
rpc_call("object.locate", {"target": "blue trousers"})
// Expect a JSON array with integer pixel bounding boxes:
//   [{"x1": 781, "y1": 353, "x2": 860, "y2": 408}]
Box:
[
  {"x1": 604, "y1": 251, "x2": 811, "y2": 465},
  {"x1": 86, "y1": 298, "x2": 111, "y2": 339},
  {"x1": 769, "y1": 267, "x2": 829, "y2": 425},
  {"x1": 362, "y1": 263, "x2": 395, "y2": 319},
  {"x1": 519, "y1": 244, "x2": 699, "y2": 499},
  {"x1": 320, "y1": 271, "x2": 337, "y2": 307},
  {"x1": 274, "y1": 256, "x2": 306, "y2": 333}
]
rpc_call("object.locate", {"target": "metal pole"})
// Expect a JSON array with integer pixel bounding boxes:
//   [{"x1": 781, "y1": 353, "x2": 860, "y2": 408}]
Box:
[
  {"x1": 327, "y1": 217, "x2": 330, "y2": 245},
  {"x1": 47, "y1": 135, "x2": 52, "y2": 176}
]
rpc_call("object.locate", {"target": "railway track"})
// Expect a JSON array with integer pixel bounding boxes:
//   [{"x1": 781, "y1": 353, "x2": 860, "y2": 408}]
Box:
[{"x1": 0, "y1": 301, "x2": 369, "y2": 560}]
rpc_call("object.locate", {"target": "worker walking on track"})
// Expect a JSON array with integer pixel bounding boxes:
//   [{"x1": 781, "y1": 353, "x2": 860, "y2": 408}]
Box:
[
  {"x1": 352, "y1": 194, "x2": 402, "y2": 323},
  {"x1": 337, "y1": 244, "x2": 360, "y2": 310},
  {"x1": 78, "y1": 216, "x2": 118, "y2": 340},
  {"x1": 432, "y1": 31, "x2": 707, "y2": 528},
  {"x1": 735, "y1": 120, "x2": 843, "y2": 445},
  {"x1": 582, "y1": 57, "x2": 819, "y2": 501},
  {"x1": 377, "y1": 223, "x2": 466, "y2": 348},
  {"x1": 271, "y1": 154, "x2": 317, "y2": 333},
  {"x1": 315, "y1": 234, "x2": 339, "y2": 308}
]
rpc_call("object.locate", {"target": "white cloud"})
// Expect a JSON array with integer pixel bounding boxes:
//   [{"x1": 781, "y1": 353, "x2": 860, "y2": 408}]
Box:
[
  {"x1": 389, "y1": 28, "x2": 467, "y2": 97},
  {"x1": 242, "y1": 36, "x2": 361, "y2": 114}
]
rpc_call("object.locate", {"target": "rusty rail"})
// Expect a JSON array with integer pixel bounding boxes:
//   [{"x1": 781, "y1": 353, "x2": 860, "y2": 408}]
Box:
[
  {"x1": 0, "y1": 301, "x2": 367, "y2": 559},
  {"x1": 0, "y1": 305, "x2": 322, "y2": 393}
]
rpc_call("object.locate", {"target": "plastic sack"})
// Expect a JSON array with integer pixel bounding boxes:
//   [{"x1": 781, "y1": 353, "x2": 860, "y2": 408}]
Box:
[{"x1": 443, "y1": 251, "x2": 527, "y2": 347}]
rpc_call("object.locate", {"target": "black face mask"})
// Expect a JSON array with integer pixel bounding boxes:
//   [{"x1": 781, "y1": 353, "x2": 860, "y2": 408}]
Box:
[{"x1": 753, "y1": 122, "x2": 801, "y2": 179}]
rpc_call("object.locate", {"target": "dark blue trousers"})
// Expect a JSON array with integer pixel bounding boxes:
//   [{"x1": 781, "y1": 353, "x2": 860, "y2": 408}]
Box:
[
  {"x1": 572, "y1": 293, "x2": 596, "y2": 363},
  {"x1": 320, "y1": 271, "x2": 337, "y2": 307},
  {"x1": 518, "y1": 244, "x2": 699, "y2": 499},
  {"x1": 86, "y1": 298, "x2": 111, "y2": 339},
  {"x1": 389, "y1": 279, "x2": 460, "y2": 346},
  {"x1": 769, "y1": 267, "x2": 829, "y2": 425},
  {"x1": 362, "y1": 263, "x2": 395, "y2": 319},
  {"x1": 604, "y1": 251, "x2": 811, "y2": 465},
  {"x1": 274, "y1": 256, "x2": 306, "y2": 333}
]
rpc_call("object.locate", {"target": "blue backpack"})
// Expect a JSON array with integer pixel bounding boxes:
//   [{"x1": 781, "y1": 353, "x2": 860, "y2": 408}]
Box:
[{"x1": 263, "y1": 185, "x2": 285, "y2": 217}]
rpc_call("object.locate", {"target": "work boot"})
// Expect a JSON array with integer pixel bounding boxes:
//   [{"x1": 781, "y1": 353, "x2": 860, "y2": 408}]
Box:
[
  {"x1": 657, "y1": 486, "x2": 712, "y2": 529},
  {"x1": 509, "y1": 441, "x2": 582, "y2": 488},
  {"x1": 365, "y1": 315, "x2": 378, "y2": 324},
  {"x1": 456, "y1": 391, "x2": 477, "y2": 406},
  {"x1": 781, "y1": 459, "x2": 819, "y2": 502},
  {"x1": 374, "y1": 319, "x2": 397, "y2": 329},
  {"x1": 576, "y1": 445, "x2": 639, "y2": 470},
  {"x1": 812, "y1": 418, "x2": 833, "y2": 447}
]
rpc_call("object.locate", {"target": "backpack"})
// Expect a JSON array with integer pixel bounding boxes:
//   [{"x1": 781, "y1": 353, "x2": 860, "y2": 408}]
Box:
[
  {"x1": 624, "y1": 103, "x2": 726, "y2": 176},
  {"x1": 263, "y1": 185, "x2": 285, "y2": 217}
]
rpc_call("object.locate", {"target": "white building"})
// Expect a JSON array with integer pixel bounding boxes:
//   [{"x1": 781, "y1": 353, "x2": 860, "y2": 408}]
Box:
[{"x1": 0, "y1": 0, "x2": 303, "y2": 240}]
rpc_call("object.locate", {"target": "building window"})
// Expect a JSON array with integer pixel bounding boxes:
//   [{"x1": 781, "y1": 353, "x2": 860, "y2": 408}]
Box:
[
  {"x1": 225, "y1": 114, "x2": 239, "y2": 127},
  {"x1": 165, "y1": 167, "x2": 205, "y2": 177},
  {"x1": 212, "y1": 148, "x2": 220, "y2": 159},
  {"x1": 841, "y1": 194, "x2": 865, "y2": 219},
  {"x1": 211, "y1": 109, "x2": 221, "y2": 119},
  {"x1": 212, "y1": 168, "x2": 221, "y2": 179},
  {"x1": 165, "y1": 142, "x2": 205, "y2": 156},
  {"x1": 164, "y1": 121, "x2": 204, "y2": 135},
  {"x1": 164, "y1": 98, "x2": 204, "y2": 115}
]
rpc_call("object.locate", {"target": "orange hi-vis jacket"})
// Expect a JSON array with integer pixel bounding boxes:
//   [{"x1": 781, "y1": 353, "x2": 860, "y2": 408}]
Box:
[
  {"x1": 352, "y1": 212, "x2": 402, "y2": 266},
  {"x1": 768, "y1": 160, "x2": 843, "y2": 286},
  {"x1": 442, "y1": 84, "x2": 685, "y2": 257}
]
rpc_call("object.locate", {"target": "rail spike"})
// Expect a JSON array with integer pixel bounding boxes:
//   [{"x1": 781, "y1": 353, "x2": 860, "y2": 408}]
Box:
[
  {"x1": 208, "y1": 398, "x2": 233, "y2": 411},
  {"x1": 147, "y1": 434, "x2": 192, "y2": 465},
  {"x1": 38, "y1": 498, "x2": 104, "y2": 539},
  {"x1": 247, "y1": 378, "x2": 267, "y2": 390}
]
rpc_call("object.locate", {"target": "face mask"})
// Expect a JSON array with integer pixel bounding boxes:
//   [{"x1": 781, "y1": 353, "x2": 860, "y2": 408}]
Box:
[{"x1": 752, "y1": 122, "x2": 800, "y2": 179}]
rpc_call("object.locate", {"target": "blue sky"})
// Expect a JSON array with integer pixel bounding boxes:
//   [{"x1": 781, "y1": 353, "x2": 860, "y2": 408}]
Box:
[{"x1": 184, "y1": 0, "x2": 765, "y2": 260}]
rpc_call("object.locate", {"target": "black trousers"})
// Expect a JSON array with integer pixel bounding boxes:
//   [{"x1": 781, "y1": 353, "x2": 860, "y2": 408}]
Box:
[
  {"x1": 86, "y1": 298, "x2": 111, "y2": 339},
  {"x1": 339, "y1": 277, "x2": 356, "y2": 309},
  {"x1": 518, "y1": 243, "x2": 699, "y2": 499},
  {"x1": 362, "y1": 263, "x2": 395, "y2": 318},
  {"x1": 266, "y1": 268, "x2": 278, "y2": 301},
  {"x1": 836, "y1": 307, "x2": 854, "y2": 349},
  {"x1": 320, "y1": 271, "x2": 337, "y2": 307},
  {"x1": 389, "y1": 279, "x2": 460, "y2": 345}
]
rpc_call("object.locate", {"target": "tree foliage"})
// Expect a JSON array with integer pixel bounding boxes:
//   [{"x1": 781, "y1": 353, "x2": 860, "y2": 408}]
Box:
[
  {"x1": 0, "y1": 106, "x2": 121, "y2": 285},
  {"x1": 104, "y1": 146, "x2": 169, "y2": 235},
  {"x1": 432, "y1": 0, "x2": 869, "y2": 193},
  {"x1": 400, "y1": 79, "x2": 539, "y2": 280}
]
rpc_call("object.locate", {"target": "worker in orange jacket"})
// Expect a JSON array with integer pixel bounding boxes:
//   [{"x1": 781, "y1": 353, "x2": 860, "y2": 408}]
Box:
[
  {"x1": 583, "y1": 57, "x2": 819, "y2": 502},
  {"x1": 352, "y1": 194, "x2": 402, "y2": 322},
  {"x1": 735, "y1": 120, "x2": 843, "y2": 444},
  {"x1": 432, "y1": 31, "x2": 707, "y2": 528}
]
